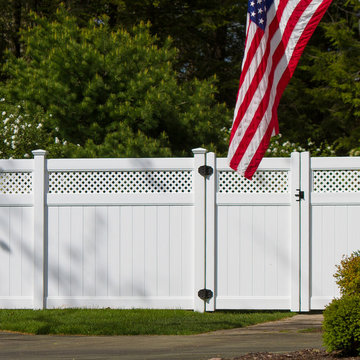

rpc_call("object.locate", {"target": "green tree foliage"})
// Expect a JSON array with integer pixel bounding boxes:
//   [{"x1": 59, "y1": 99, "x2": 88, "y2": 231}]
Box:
[
  {"x1": 91, "y1": 0, "x2": 360, "y2": 155},
  {"x1": 0, "y1": 6, "x2": 230, "y2": 158},
  {"x1": 334, "y1": 251, "x2": 360, "y2": 296},
  {"x1": 0, "y1": 0, "x2": 247, "y2": 108},
  {"x1": 104, "y1": 0, "x2": 247, "y2": 107},
  {"x1": 278, "y1": 0, "x2": 360, "y2": 155},
  {"x1": 111, "y1": 0, "x2": 359, "y2": 156},
  {"x1": 1, "y1": 0, "x2": 359, "y2": 157},
  {"x1": 0, "y1": 0, "x2": 110, "y2": 65}
]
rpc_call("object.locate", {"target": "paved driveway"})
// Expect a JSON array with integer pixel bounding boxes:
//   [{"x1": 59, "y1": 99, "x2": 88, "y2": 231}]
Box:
[{"x1": 0, "y1": 314, "x2": 324, "y2": 360}]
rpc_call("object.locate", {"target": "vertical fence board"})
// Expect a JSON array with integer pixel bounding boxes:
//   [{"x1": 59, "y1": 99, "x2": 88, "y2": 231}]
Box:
[
  {"x1": 334, "y1": 206, "x2": 348, "y2": 272},
  {"x1": 264, "y1": 206, "x2": 278, "y2": 297},
  {"x1": 181, "y1": 206, "x2": 194, "y2": 297},
  {"x1": 21, "y1": 208, "x2": 34, "y2": 297},
  {"x1": 311, "y1": 206, "x2": 323, "y2": 302},
  {"x1": 96, "y1": 207, "x2": 109, "y2": 297},
  {"x1": 169, "y1": 206, "x2": 182, "y2": 297},
  {"x1": 47, "y1": 207, "x2": 59, "y2": 298},
  {"x1": 253, "y1": 206, "x2": 266, "y2": 297},
  {"x1": 216, "y1": 206, "x2": 228, "y2": 298},
  {"x1": 277, "y1": 206, "x2": 291, "y2": 297},
  {"x1": 144, "y1": 206, "x2": 158, "y2": 298},
  {"x1": 239, "y1": 207, "x2": 254, "y2": 297},
  {"x1": 107, "y1": 207, "x2": 121, "y2": 297},
  {"x1": 9, "y1": 207, "x2": 22, "y2": 296},
  {"x1": 0, "y1": 207, "x2": 10, "y2": 296},
  {"x1": 132, "y1": 206, "x2": 145, "y2": 297},
  {"x1": 157, "y1": 206, "x2": 170, "y2": 297},
  {"x1": 348, "y1": 207, "x2": 360, "y2": 252},
  {"x1": 70, "y1": 207, "x2": 83, "y2": 297},
  {"x1": 323, "y1": 207, "x2": 336, "y2": 296},
  {"x1": 227, "y1": 206, "x2": 240, "y2": 296},
  {"x1": 58, "y1": 207, "x2": 71, "y2": 298},
  {"x1": 83, "y1": 207, "x2": 96, "y2": 297},
  {"x1": 121, "y1": 207, "x2": 134, "y2": 297}
]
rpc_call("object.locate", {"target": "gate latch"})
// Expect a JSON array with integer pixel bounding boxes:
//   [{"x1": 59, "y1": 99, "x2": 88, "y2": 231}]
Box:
[
  {"x1": 198, "y1": 165, "x2": 213, "y2": 177},
  {"x1": 295, "y1": 188, "x2": 305, "y2": 201}
]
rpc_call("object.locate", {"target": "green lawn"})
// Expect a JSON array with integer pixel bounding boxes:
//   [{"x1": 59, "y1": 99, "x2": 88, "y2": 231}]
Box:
[{"x1": 0, "y1": 309, "x2": 295, "y2": 335}]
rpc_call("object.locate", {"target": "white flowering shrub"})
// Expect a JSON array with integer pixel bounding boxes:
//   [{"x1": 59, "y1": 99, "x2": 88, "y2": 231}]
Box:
[
  {"x1": 265, "y1": 135, "x2": 335, "y2": 157},
  {"x1": 0, "y1": 99, "x2": 66, "y2": 159},
  {"x1": 350, "y1": 148, "x2": 360, "y2": 157}
]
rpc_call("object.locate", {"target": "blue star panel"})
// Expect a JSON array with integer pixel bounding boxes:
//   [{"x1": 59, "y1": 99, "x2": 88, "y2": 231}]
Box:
[{"x1": 248, "y1": 0, "x2": 274, "y2": 30}]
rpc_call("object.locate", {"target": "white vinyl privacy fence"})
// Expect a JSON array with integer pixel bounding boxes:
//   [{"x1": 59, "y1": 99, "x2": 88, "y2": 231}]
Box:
[{"x1": 0, "y1": 149, "x2": 359, "y2": 311}]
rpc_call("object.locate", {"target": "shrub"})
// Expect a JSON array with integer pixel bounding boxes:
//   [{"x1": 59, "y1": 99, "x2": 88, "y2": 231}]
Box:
[
  {"x1": 323, "y1": 295, "x2": 360, "y2": 355},
  {"x1": 334, "y1": 251, "x2": 360, "y2": 295}
]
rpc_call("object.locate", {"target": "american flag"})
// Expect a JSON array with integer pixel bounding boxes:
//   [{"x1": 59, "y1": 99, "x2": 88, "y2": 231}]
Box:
[{"x1": 228, "y1": 0, "x2": 332, "y2": 179}]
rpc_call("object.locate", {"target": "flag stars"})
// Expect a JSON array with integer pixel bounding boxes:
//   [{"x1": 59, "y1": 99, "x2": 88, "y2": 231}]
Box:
[{"x1": 248, "y1": 0, "x2": 270, "y2": 30}]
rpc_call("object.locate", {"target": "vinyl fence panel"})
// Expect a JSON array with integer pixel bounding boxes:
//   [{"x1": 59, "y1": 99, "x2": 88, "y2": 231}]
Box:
[
  {"x1": 45, "y1": 157, "x2": 196, "y2": 309},
  {"x1": 0, "y1": 160, "x2": 34, "y2": 308},
  {"x1": 214, "y1": 155, "x2": 298, "y2": 310},
  {"x1": 309, "y1": 157, "x2": 360, "y2": 309},
  {"x1": 0, "y1": 151, "x2": 359, "y2": 311}
]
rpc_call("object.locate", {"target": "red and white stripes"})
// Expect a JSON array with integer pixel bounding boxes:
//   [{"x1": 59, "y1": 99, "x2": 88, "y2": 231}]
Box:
[{"x1": 228, "y1": 0, "x2": 332, "y2": 179}]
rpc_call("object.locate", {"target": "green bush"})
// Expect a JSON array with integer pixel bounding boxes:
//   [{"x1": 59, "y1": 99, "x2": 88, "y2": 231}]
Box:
[
  {"x1": 323, "y1": 295, "x2": 360, "y2": 355},
  {"x1": 334, "y1": 251, "x2": 360, "y2": 295}
]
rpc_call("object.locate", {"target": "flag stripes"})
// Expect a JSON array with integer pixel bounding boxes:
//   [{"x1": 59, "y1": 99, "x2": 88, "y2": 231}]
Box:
[{"x1": 228, "y1": 0, "x2": 332, "y2": 179}]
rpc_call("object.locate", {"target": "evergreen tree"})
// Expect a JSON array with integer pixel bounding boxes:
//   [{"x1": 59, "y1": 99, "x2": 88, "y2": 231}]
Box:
[
  {"x1": 277, "y1": 0, "x2": 360, "y2": 155},
  {"x1": 0, "y1": 6, "x2": 230, "y2": 159},
  {"x1": 105, "y1": 0, "x2": 247, "y2": 107}
]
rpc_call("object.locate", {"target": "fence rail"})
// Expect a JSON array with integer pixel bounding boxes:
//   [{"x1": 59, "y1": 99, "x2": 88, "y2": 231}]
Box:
[{"x1": 0, "y1": 149, "x2": 359, "y2": 311}]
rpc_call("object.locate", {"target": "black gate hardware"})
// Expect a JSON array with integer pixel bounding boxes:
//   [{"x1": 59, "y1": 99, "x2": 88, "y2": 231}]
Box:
[
  {"x1": 295, "y1": 188, "x2": 305, "y2": 201},
  {"x1": 198, "y1": 165, "x2": 213, "y2": 177},
  {"x1": 198, "y1": 288, "x2": 213, "y2": 301}
]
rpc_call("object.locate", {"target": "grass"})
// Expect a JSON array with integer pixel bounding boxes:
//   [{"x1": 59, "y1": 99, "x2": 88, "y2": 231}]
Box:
[
  {"x1": 0, "y1": 309, "x2": 295, "y2": 336},
  {"x1": 297, "y1": 327, "x2": 323, "y2": 333}
]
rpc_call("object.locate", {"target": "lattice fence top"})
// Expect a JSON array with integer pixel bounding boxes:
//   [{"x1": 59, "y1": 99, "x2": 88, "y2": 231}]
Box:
[
  {"x1": 6, "y1": 163, "x2": 360, "y2": 196},
  {"x1": 0, "y1": 172, "x2": 32, "y2": 194},
  {"x1": 313, "y1": 170, "x2": 360, "y2": 193},
  {"x1": 48, "y1": 170, "x2": 193, "y2": 194},
  {"x1": 218, "y1": 170, "x2": 289, "y2": 193}
]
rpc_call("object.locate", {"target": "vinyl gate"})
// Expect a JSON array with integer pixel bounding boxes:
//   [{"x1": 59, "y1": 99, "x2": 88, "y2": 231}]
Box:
[{"x1": 0, "y1": 150, "x2": 359, "y2": 311}]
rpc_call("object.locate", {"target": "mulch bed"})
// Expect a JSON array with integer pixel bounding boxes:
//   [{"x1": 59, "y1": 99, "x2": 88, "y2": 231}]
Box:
[{"x1": 219, "y1": 349, "x2": 360, "y2": 359}]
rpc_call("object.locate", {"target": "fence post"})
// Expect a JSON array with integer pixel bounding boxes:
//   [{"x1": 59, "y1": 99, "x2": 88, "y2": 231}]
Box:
[
  {"x1": 300, "y1": 152, "x2": 310, "y2": 311},
  {"x1": 192, "y1": 148, "x2": 207, "y2": 312},
  {"x1": 205, "y1": 152, "x2": 216, "y2": 312},
  {"x1": 290, "y1": 151, "x2": 300, "y2": 312},
  {"x1": 32, "y1": 149, "x2": 47, "y2": 309}
]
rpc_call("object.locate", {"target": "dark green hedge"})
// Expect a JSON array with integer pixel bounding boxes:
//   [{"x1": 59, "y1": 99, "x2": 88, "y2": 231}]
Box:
[{"x1": 323, "y1": 295, "x2": 360, "y2": 355}]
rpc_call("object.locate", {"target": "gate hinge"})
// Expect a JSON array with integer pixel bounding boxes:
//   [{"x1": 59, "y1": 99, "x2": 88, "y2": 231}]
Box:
[
  {"x1": 295, "y1": 188, "x2": 305, "y2": 201},
  {"x1": 198, "y1": 165, "x2": 213, "y2": 177},
  {"x1": 198, "y1": 288, "x2": 213, "y2": 301}
]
